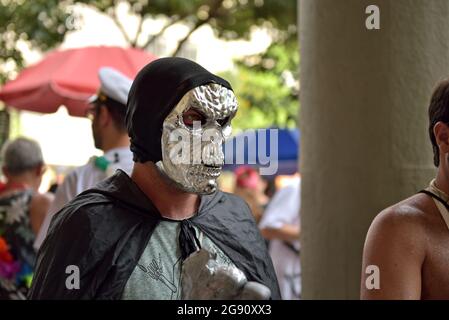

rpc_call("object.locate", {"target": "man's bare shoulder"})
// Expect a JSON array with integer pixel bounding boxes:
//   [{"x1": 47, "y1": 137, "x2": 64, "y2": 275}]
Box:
[
  {"x1": 367, "y1": 193, "x2": 437, "y2": 248},
  {"x1": 376, "y1": 193, "x2": 435, "y2": 226},
  {"x1": 361, "y1": 193, "x2": 434, "y2": 299}
]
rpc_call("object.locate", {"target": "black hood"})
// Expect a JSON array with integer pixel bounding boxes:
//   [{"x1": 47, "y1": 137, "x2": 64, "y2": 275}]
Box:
[{"x1": 126, "y1": 57, "x2": 232, "y2": 163}]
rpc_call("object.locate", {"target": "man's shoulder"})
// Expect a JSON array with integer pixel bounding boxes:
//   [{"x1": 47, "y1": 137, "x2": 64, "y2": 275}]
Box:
[
  {"x1": 197, "y1": 191, "x2": 253, "y2": 223},
  {"x1": 52, "y1": 192, "x2": 115, "y2": 227},
  {"x1": 66, "y1": 157, "x2": 99, "y2": 178},
  {"x1": 221, "y1": 191, "x2": 248, "y2": 205},
  {"x1": 379, "y1": 193, "x2": 434, "y2": 224},
  {"x1": 368, "y1": 193, "x2": 435, "y2": 244},
  {"x1": 57, "y1": 160, "x2": 98, "y2": 192},
  {"x1": 65, "y1": 182, "x2": 139, "y2": 214},
  {"x1": 219, "y1": 191, "x2": 252, "y2": 214},
  {"x1": 47, "y1": 190, "x2": 146, "y2": 249}
]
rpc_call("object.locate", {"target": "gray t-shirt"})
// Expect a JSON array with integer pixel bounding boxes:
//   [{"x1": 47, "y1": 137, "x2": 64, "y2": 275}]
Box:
[{"x1": 122, "y1": 220, "x2": 235, "y2": 300}]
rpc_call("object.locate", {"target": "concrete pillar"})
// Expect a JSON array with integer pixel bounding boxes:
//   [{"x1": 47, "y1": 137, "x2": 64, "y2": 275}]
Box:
[{"x1": 299, "y1": 0, "x2": 449, "y2": 299}]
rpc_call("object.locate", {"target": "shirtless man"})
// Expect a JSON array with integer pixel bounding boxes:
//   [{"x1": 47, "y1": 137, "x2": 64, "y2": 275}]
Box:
[{"x1": 361, "y1": 79, "x2": 449, "y2": 299}]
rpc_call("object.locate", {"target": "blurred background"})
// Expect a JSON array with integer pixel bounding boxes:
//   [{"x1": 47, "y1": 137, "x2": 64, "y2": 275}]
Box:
[{"x1": 0, "y1": 0, "x2": 299, "y2": 193}]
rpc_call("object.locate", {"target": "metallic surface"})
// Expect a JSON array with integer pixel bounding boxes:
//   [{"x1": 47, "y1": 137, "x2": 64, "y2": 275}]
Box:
[
  {"x1": 181, "y1": 249, "x2": 271, "y2": 300},
  {"x1": 158, "y1": 84, "x2": 238, "y2": 194}
]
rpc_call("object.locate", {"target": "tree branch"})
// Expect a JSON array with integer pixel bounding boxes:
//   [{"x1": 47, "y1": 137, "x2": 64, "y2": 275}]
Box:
[
  {"x1": 141, "y1": 15, "x2": 185, "y2": 49},
  {"x1": 131, "y1": 15, "x2": 145, "y2": 47},
  {"x1": 171, "y1": 19, "x2": 207, "y2": 57},
  {"x1": 171, "y1": 0, "x2": 224, "y2": 57},
  {"x1": 108, "y1": 5, "x2": 132, "y2": 46}
]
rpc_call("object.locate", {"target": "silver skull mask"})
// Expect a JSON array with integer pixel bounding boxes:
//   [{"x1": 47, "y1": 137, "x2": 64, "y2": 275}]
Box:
[{"x1": 157, "y1": 83, "x2": 238, "y2": 194}]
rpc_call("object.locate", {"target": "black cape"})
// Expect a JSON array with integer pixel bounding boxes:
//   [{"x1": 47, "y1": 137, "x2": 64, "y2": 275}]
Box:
[{"x1": 28, "y1": 170, "x2": 280, "y2": 300}]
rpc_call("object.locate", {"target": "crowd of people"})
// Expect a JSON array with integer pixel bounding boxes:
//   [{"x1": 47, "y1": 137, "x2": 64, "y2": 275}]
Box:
[
  {"x1": 0, "y1": 57, "x2": 301, "y2": 300},
  {"x1": 233, "y1": 166, "x2": 301, "y2": 299}
]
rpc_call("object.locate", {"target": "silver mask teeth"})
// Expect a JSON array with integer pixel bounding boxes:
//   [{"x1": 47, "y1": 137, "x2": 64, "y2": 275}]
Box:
[{"x1": 189, "y1": 165, "x2": 222, "y2": 178}]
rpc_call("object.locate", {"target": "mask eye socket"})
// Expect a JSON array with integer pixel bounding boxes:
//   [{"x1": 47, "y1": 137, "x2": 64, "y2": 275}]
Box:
[{"x1": 182, "y1": 108, "x2": 207, "y2": 128}]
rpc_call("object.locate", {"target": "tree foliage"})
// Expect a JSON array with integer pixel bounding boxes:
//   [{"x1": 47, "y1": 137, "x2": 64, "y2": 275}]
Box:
[
  {"x1": 226, "y1": 37, "x2": 299, "y2": 130},
  {"x1": 75, "y1": 0, "x2": 297, "y2": 55},
  {"x1": 0, "y1": 0, "x2": 297, "y2": 83},
  {"x1": 0, "y1": 0, "x2": 299, "y2": 129},
  {"x1": 0, "y1": 0, "x2": 75, "y2": 84}
]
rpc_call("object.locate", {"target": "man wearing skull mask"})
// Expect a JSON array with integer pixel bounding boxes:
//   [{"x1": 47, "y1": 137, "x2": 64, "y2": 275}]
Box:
[{"x1": 28, "y1": 58, "x2": 280, "y2": 300}]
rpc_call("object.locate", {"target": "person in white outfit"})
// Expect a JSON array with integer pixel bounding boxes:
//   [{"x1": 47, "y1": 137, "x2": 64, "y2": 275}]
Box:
[
  {"x1": 259, "y1": 176, "x2": 301, "y2": 300},
  {"x1": 34, "y1": 67, "x2": 134, "y2": 249}
]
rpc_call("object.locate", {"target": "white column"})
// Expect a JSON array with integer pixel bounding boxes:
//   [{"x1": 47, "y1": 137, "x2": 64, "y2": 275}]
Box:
[{"x1": 299, "y1": 0, "x2": 449, "y2": 298}]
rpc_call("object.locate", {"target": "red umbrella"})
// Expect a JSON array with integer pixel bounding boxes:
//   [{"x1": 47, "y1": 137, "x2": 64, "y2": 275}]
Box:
[{"x1": 0, "y1": 46, "x2": 157, "y2": 117}]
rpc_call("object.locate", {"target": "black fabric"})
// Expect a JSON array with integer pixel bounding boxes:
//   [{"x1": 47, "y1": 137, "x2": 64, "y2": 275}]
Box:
[
  {"x1": 179, "y1": 219, "x2": 201, "y2": 261},
  {"x1": 28, "y1": 170, "x2": 280, "y2": 300},
  {"x1": 125, "y1": 57, "x2": 232, "y2": 163},
  {"x1": 419, "y1": 189, "x2": 449, "y2": 211}
]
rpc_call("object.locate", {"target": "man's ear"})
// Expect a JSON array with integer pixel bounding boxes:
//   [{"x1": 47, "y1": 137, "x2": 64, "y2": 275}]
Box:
[
  {"x1": 98, "y1": 105, "x2": 111, "y2": 127},
  {"x1": 34, "y1": 164, "x2": 45, "y2": 177},
  {"x1": 434, "y1": 121, "x2": 449, "y2": 153}
]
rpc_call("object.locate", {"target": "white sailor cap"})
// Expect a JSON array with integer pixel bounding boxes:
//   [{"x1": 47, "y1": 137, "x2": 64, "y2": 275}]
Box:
[{"x1": 88, "y1": 67, "x2": 133, "y2": 106}]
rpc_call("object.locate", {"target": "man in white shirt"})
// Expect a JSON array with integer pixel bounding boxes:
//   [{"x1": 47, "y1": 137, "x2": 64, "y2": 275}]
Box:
[
  {"x1": 259, "y1": 176, "x2": 301, "y2": 299},
  {"x1": 34, "y1": 67, "x2": 134, "y2": 249}
]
